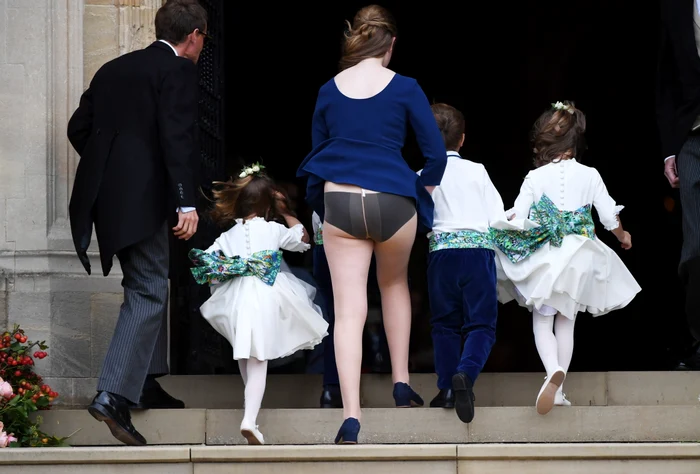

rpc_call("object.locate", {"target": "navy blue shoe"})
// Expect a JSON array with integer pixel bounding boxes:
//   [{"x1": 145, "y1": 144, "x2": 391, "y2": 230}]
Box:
[
  {"x1": 392, "y1": 382, "x2": 425, "y2": 407},
  {"x1": 452, "y1": 372, "x2": 475, "y2": 423},
  {"x1": 334, "y1": 417, "x2": 360, "y2": 444}
]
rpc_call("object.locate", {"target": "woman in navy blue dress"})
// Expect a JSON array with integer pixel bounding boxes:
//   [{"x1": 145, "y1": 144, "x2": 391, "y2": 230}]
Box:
[{"x1": 298, "y1": 4, "x2": 447, "y2": 444}]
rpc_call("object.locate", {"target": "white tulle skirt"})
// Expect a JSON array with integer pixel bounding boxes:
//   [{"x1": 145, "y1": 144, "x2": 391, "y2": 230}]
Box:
[
  {"x1": 493, "y1": 221, "x2": 641, "y2": 320},
  {"x1": 199, "y1": 271, "x2": 329, "y2": 360}
]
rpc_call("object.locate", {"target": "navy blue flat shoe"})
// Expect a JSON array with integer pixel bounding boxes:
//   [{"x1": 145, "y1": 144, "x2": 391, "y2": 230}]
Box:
[
  {"x1": 393, "y1": 382, "x2": 425, "y2": 407},
  {"x1": 334, "y1": 417, "x2": 360, "y2": 444}
]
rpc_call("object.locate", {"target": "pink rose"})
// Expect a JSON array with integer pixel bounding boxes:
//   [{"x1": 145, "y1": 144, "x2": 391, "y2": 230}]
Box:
[
  {"x1": 0, "y1": 380, "x2": 13, "y2": 398},
  {"x1": 0, "y1": 429, "x2": 16, "y2": 447}
]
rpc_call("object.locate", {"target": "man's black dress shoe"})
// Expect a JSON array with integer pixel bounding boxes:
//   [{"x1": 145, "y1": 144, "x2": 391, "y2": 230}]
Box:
[
  {"x1": 430, "y1": 388, "x2": 455, "y2": 408},
  {"x1": 320, "y1": 385, "x2": 343, "y2": 408},
  {"x1": 88, "y1": 391, "x2": 147, "y2": 446},
  {"x1": 132, "y1": 379, "x2": 185, "y2": 410},
  {"x1": 452, "y1": 372, "x2": 476, "y2": 423}
]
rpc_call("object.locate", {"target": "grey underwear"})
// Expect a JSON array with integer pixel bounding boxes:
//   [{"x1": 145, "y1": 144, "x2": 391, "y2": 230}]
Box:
[{"x1": 324, "y1": 191, "x2": 416, "y2": 242}]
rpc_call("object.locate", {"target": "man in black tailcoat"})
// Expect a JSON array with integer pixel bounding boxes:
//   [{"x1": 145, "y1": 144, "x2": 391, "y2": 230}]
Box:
[
  {"x1": 67, "y1": 0, "x2": 207, "y2": 445},
  {"x1": 658, "y1": 0, "x2": 700, "y2": 357}
]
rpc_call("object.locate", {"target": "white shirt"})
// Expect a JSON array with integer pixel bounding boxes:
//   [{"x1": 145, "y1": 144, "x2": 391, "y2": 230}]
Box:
[
  {"x1": 159, "y1": 40, "x2": 195, "y2": 214},
  {"x1": 206, "y1": 217, "x2": 309, "y2": 257},
  {"x1": 419, "y1": 152, "x2": 507, "y2": 234},
  {"x1": 510, "y1": 158, "x2": 622, "y2": 231}
]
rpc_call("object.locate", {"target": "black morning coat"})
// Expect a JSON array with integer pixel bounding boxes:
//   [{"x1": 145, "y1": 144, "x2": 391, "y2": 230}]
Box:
[
  {"x1": 67, "y1": 41, "x2": 200, "y2": 276},
  {"x1": 657, "y1": 0, "x2": 700, "y2": 159}
]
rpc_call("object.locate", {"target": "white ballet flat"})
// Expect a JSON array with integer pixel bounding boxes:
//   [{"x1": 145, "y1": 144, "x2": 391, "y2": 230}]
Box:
[
  {"x1": 240, "y1": 420, "x2": 265, "y2": 445},
  {"x1": 536, "y1": 367, "x2": 566, "y2": 415},
  {"x1": 554, "y1": 390, "x2": 571, "y2": 407}
]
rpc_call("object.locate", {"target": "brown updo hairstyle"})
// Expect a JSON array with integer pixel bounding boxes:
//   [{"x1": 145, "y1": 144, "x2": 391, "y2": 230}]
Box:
[
  {"x1": 339, "y1": 5, "x2": 397, "y2": 71},
  {"x1": 209, "y1": 172, "x2": 293, "y2": 228},
  {"x1": 531, "y1": 101, "x2": 587, "y2": 168},
  {"x1": 431, "y1": 103, "x2": 465, "y2": 151}
]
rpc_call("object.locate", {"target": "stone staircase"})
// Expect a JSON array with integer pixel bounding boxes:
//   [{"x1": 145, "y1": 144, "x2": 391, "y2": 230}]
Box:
[{"x1": 11, "y1": 371, "x2": 700, "y2": 473}]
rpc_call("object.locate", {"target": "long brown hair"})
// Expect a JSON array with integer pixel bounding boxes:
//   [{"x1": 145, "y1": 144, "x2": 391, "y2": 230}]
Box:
[
  {"x1": 531, "y1": 101, "x2": 587, "y2": 168},
  {"x1": 209, "y1": 172, "x2": 291, "y2": 228},
  {"x1": 339, "y1": 5, "x2": 397, "y2": 71}
]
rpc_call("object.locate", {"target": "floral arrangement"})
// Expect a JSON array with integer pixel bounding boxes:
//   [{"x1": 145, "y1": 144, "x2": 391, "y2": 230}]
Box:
[
  {"x1": 0, "y1": 325, "x2": 68, "y2": 447},
  {"x1": 238, "y1": 162, "x2": 265, "y2": 179},
  {"x1": 552, "y1": 101, "x2": 575, "y2": 114}
]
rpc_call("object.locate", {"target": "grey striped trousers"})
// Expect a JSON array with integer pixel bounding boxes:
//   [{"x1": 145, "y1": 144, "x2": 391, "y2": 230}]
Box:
[
  {"x1": 677, "y1": 135, "x2": 700, "y2": 339},
  {"x1": 678, "y1": 135, "x2": 700, "y2": 267},
  {"x1": 96, "y1": 221, "x2": 170, "y2": 403}
]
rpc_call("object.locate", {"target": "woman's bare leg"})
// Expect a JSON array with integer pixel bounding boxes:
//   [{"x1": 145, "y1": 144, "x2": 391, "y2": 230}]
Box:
[
  {"x1": 323, "y1": 221, "x2": 374, "y2": 421},
  {"x1": 373, "y1": 214, "x2": 417, "y2": 385}
]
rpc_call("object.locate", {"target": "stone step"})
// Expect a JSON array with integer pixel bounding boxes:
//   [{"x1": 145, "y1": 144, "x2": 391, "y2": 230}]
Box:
[
  {"x1": 5, "y1": 443, "x2": 700, "y2": 473},
  {"x1": 150, "y1": 371, "x2": 700, "y2": 409},
  {"x1": 38, "y1": 405, "x2": 700, "y2": 446}
]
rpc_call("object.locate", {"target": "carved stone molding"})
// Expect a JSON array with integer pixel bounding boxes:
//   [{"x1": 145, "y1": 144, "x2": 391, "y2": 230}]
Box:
[
  {"x1": 47, "y1": 0, "x2": 84, "y2": 242},
  {"x1": 118, "y1": 0, "x2": 162, "y2": 56}
]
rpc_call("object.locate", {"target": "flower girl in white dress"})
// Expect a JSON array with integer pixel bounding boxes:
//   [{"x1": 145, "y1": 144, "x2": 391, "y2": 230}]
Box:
[
  {"x1": 189, "y1": 164, "x2": 328, "y2": 445},
  {"x1": 490, "y1": 102, "x2": 641, "y2": 415}
]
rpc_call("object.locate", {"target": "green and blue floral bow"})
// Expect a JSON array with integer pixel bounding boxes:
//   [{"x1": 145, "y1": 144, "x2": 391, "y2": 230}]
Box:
[
  {"x1": 489, "y1": 194, "x2": 595, "y2": 264},
  {"x1": 188, "y1": 249, "x2": 282, "y2": 286}
]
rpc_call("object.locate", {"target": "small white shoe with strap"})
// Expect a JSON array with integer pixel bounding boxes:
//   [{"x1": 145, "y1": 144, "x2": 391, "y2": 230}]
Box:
[
  {"x1": 536, "y1": 367, "x2": 566, "y2": 415},
  {"x1": 240, "y1": 419, "x2": 265, "y2": 445}
]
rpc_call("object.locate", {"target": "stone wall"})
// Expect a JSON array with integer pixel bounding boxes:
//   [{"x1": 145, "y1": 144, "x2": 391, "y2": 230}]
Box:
[{"x1": 0, "y1": 0, "x2": 164, "y2": 407}]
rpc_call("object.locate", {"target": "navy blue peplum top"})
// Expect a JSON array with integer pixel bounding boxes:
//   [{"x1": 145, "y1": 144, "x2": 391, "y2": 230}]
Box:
[{"x1": 297, "y1": 73, "x2": 447, "y2": 233}]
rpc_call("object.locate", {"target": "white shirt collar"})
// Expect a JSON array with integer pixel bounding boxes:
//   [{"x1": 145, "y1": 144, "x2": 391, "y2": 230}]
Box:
[
  {"x1": 158, "y1": 39, "x2": 178, "y2": 56},
  {"x1": 447, "y1": 151, "x2": 461, "y2": 158}
]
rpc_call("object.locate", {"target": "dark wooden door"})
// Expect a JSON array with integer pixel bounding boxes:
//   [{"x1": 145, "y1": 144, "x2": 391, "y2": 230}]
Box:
[{"x1": 169, "y1": 0, "x2": 233, "y2": 374}]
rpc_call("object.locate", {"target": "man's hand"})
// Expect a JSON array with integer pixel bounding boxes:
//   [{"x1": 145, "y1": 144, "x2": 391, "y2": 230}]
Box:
[
  {"x1": 173, "y1": 209, "x2": 199, "y2": 240},
  {"x1": 665, "y1": 156, "x2": 680, "y2": 188}
]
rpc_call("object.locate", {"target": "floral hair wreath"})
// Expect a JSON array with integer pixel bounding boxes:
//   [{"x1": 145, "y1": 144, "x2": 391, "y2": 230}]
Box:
[
  {"x1": 238, "y1": 162, "x2": 266, "y2": 179},
  {"x1": 552, "y1": 101, "x2": 575, "y2": 115}
]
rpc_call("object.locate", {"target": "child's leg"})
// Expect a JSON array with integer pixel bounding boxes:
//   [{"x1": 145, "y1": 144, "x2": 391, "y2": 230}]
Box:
[
  {"x1": 242, "y1": 357, "x2": 268, "y2": 426},
  {"x1": 533, "y1": 308, "x2": 566, "y2": 414},
  {"x1": 554, "y1": 313, "x2": 576, "y2": 372},
  {"x1": 532, "y1": 310, "x2": 559, "y2": 376},
  {"x1": 427, "y1": 251, "x2": 463, "y2": 392},
  {"x1": 554, "y1": 313, "x2": 576, "y2": 401},
  {"x1": 238, "y1": 359, "x2": 248, "y2": 386},
  {"x1": 452, "y1": 249, "x2": 498, "y2": 424},
  {"x1": 457, "y1": 249, "x2": 498, "y2": 384}
]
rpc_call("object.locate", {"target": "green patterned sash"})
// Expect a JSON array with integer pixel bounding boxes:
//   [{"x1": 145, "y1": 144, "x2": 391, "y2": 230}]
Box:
[
  {"x1": 188, "y1": 249, "x2": 283, "y2": 286},
  {"x1": 428, "y1": 230, "x2": 494, "y2": 252},
  {"x1": 489, "y1": 194, "x2": 595, "y2": 264},
  {"x1": 314, "y1": 224, "x2": 323, "y2": 246}
]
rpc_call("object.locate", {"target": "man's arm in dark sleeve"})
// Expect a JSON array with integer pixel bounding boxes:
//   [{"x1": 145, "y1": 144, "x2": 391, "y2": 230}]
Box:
[
  {"x1": 67, "y1": 86, "x2": 95, "y2": 155},
  {"x1": 158, "y1": 59, "x2": 199, "y2": 209}
]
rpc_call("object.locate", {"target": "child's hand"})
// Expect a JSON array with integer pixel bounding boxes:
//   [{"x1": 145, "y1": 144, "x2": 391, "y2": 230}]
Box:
[
  {"x1": 273, "y1": 191, "x2": 290, "y2": 215},
  {"x1": 618, "y1": 231, "x2": 632, "y2": 250}
]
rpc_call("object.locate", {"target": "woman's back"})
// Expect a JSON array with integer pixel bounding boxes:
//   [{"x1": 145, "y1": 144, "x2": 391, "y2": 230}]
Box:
[
  {"x1": 314, "y1": 73, "x2": 436, "y2": 154},
  {"x1": 300, "y1": 68, "x2": 446, "y2": 232}
]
